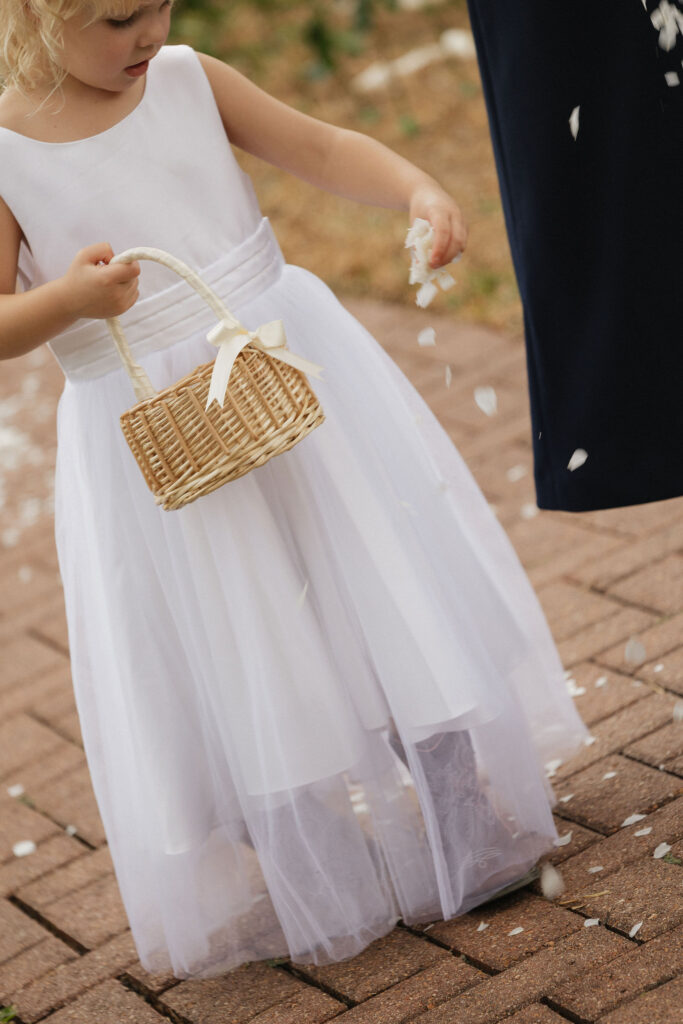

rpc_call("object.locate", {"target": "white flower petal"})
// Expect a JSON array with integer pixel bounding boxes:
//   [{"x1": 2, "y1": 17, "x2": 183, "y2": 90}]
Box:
[
  {"x1": 584, "y1": 918, "x2": 600, "y2": 927},
  {"x1": 393, "y1": 44, "x2": 444, "y2": 79},
  {"x1": 567, "y1": 679, "x2": 587, "y2": 698},
  {"x1": 634, "y1": 827, "x2": 653, "y2": 837},
  {"x1": 417, "y1": 327, "x2": 437, "y2": 347},
  {"x1": 624, "y1": 637, "x2": 646, "y2": 664},
  {"x1": 540, "y1": 863, "x2": 565, "y2": 900},
  {"x1": 584, "y1": 735, "x2": 597, "y2": 746},
  {"x1": 569, "y1": 106, "x2": 580, "y2": 140},
  {"x1": 7, "y1": 783, "x2": 25, "y2": 798},
  {"x1": 567, "y1": 448, "x2": 588, "y2": 471},
  {"x1": 445, "y1": 365, "x2": 452, "y2": 388},
  {"x1": 595, "y1": 676, "x2": 608, "y2": 688},
  {"x1": 13, "y1": 839, "x2": 36, "y2": 857},
  {"x1": 559, "y1": 793, "x2": 574, "y2": 804},
  {"x1": 506, "y1": 464, "x2": 528, "y2": 483},
  {"x1": 352, "y1": 62, "x2": 393, "y2": 93},
  {"x1": 439, "y1": 27, "x2": 477, "y2": 59},
  {"x1": 476, "y1": 921, "x2": 489, "y2": 932},
  {"x1": 520, "y1": 503, "x2": 539, "y2": 520},
  {"x1": 629, "y1": 921, "x2": 644, "y2": 938},
  {"x1": 545, "y1": 758, "x2": 563, "y2": 776},
  {"x1": 673, "y1": 701, "x2": 683, "y2": 722},
  {"x1": 654, "y1": 663, "x2": 665, "y2": 673},
  {"x1": 437, "y1": 271, "x2": 456, "y2": 291},
  {"x1": 587, "y1": 866, "x2": 604, "y2": 874},
  {"x1": 508, "y1": 926, "x2": 525, "y2": 936},
  {"x1": 653, "y1": 842, "x2": 671, "y2": 859},
  {"x1": 416, "y1": 282, "x2": 438, "y2": 308},
  {"x1": 602, "y1": 771, "x2": 618, "y2": 780},
  {"x1": 621, "y1": 813, "x2": 646, "y2": 827},
  {"x1": 665, "y1": 70, "x2": 680, "y2": 86},
  {"x1": 65, "y1": 824, "x2": 78, "y2": 836},
  {"x1": 554, "y1": 831, "x2": 573, "y2": 848},
  {"x1": 474, "y1": 386, "x2": 498, "y2": 416}
]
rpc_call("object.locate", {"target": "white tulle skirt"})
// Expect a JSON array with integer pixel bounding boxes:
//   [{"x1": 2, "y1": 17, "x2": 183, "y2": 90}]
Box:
[{"x1": 53, "y1": 247, "x2": 587, "y2": 979}]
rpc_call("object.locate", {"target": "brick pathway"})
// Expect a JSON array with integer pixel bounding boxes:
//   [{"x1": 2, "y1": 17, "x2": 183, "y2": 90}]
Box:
[{"x1": 1, "y1": 300, "x2": 681, "y2": 1023}]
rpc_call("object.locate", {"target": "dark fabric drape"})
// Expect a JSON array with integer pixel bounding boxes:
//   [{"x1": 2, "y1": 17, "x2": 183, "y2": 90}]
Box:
[{"x1": 466, "y1": 0, "x2": 682, "y2": 510}]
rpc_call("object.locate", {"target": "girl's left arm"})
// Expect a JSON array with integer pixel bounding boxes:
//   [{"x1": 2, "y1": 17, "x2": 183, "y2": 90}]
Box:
[{"x1": 197, "y1": 54, "x2": 466, "y2": 268}]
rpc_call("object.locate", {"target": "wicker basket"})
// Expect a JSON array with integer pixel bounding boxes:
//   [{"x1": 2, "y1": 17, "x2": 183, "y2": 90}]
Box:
[{"x1": 105, "y1": 247, "x2": 325, "y2": 511}]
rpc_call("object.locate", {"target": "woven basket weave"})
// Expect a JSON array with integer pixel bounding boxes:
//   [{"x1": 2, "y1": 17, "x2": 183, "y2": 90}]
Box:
[{"x1": 106, "y1": 247, "x2": 324, "y2": 511}]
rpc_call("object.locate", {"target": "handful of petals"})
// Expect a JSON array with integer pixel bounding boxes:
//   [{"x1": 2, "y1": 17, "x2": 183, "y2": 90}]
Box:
[{"x1": 405, "y1": 217, "x2": 460, "y2": 309}]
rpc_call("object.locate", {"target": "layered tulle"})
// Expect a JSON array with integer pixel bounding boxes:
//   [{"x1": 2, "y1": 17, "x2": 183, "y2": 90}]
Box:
[{"x1": 54, "y1": 263, "x2": 587, "y2": 978}]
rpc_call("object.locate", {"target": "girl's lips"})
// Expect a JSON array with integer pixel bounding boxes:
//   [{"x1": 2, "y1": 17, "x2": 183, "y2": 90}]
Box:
[{"x1": 124, "y1": 59, "x2": 150, "y2": 78}]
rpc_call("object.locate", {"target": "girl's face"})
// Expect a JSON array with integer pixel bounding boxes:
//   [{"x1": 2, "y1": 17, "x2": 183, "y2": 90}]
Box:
[{"x1": 56, "y1": 1, "x2": 172, "y2": 93}]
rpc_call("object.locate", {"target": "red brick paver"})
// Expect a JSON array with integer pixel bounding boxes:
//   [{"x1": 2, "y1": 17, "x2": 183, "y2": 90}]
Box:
[{"x1": 2, "y1": 299, "x2": 682, "y2": 1024}]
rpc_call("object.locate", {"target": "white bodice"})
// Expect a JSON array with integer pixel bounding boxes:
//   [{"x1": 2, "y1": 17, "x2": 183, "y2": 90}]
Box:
[{"x1": 0, "y1": 45, "x2": 263, "y2": 299}]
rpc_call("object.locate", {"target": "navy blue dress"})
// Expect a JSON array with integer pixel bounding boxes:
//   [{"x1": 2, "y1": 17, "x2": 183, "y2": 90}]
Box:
[{"x1": 466, "y1": 0, "x2": 683, "y2": 511}]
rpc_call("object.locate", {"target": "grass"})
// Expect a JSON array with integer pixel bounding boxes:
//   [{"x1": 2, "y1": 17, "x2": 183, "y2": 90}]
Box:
[{"x1": 169, "y1": 0, "x2": 521, "y2": 334}]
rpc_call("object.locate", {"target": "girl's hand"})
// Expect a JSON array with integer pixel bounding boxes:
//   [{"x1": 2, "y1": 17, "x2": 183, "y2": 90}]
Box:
[
  {"x1": 409, "y1": 184, "x2": 468, "y2": 269},
  {"x1": 60, "y1": 243, "x2": 141, "y2": 320}
]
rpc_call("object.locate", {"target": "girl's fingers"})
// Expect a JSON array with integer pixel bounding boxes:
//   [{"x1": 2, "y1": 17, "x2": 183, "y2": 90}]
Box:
[
  {"x1": 103, "y1": 260, "x2": 141, "y2": 285},
  {"x1": 446, "y1": 214, "x2": 468, "y2": 262},
  {"x1": 429, "y1": 214, "x2": 452, "y2": 268},
  {"x1": 80, "y1": 242, "x2": 115, "y2": 265}
]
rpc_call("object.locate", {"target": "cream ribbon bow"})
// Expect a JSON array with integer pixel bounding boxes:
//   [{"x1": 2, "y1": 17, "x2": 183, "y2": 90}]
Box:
[{"x1": 205, "y1": 314, "x2": 324, "y2": 410}]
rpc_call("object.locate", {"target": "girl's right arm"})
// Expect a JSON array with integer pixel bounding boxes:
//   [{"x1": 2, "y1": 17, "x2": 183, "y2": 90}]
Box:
[{"x1": 0, "y1": 197, "x2": 141, "y2": 361}]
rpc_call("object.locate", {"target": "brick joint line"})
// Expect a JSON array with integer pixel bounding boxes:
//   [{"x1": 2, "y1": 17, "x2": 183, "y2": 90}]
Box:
[
  {"x1": 277, "y1": 961, "x2": 357, "y2": 1008},
  {"x1": 7, "y1": 893, "x2": 90, "y2": 957},
  {"x1": 117, "y1": 972, "x2": 188, "y2": 1024}
]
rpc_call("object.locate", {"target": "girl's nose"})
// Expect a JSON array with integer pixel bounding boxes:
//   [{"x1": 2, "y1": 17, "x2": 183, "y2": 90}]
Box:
[{"x1": 137, "y1": 14, "x2": 169, "y2": 50}]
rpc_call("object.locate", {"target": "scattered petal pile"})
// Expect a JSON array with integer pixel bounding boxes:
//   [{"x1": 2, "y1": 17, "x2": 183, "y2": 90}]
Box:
[{"x1": 540, "y1": 862, "x2": 565, "y2": 900}]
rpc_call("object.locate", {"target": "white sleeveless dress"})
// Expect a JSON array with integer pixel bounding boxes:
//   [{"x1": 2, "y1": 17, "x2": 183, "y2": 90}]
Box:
[{"x1": 0, "y1": 45, "x2": 587, "y2": 978}]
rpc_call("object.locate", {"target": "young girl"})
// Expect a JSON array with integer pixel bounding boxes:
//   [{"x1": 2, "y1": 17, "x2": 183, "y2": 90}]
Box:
[{"x1": 0, "y1": 0, "x2": 586, "y2": 980}]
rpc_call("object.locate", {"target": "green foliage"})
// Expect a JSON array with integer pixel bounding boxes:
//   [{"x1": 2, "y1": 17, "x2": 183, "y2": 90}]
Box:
[
  {"x1": 170, "y1": 0, "x2": 225, "y2": 54},
  {"x1": 398, "y1": 113, "x2": 420, "y2": 137},
  {"x1": 353, "y1": 0, "x2": 398, "y2": 32},
  {"x1": 0, "y1": 1007, "x2": 18, "y2": 1023},
  {"x1": 303, "y1": 0, "x2": 398, "y2": 75}
]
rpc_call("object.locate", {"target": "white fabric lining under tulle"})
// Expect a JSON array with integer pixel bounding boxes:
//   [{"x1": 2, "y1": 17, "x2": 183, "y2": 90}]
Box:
[{"x1": 54, "y1": 260, "x2": 587, "y2": 978}]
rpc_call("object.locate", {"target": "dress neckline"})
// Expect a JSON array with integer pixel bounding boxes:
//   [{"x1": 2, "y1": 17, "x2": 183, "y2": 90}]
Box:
[{"x1": 0, "y1": 51, "x2": 160, "y2": 148}]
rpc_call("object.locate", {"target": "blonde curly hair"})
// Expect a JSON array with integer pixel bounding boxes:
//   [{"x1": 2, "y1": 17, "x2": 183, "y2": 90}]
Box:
[{"x1": 0, "y1": 1, "x2": 148, "y2": 95}]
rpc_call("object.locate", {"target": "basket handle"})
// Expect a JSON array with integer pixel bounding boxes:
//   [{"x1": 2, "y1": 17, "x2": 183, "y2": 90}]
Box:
[{"x1": 105, "y1": 247, "x2": 235, "y2": 402}]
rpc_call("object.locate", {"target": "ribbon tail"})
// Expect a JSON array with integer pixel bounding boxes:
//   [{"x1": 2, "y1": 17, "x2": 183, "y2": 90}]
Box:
[
  {"x1": 267, "y1": 347, "x2": 325, "y2": 381},
  {"x1": 206, "y1": 335, "x2": 250, "y2": 409}
]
